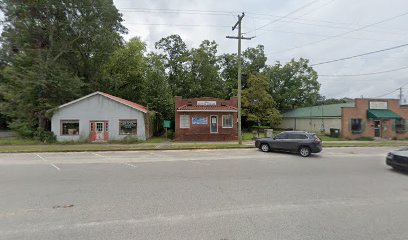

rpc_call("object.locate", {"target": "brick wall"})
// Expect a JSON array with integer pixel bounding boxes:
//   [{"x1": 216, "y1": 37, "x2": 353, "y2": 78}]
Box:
[
  {"x1": 341, "y1": 98, "x2": 408, "y2": 139},
  {"x1": 175, "y1": 97, "x2": 238, "y2": 141}
]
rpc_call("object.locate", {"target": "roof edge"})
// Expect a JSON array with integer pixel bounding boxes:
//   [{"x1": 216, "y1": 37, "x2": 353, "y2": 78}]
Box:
[{"x1": 56, "y1": 91, "x2": 148, "y2": 113}]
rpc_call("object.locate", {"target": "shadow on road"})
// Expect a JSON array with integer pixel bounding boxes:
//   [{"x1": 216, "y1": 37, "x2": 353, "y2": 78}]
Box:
[{"x1": 389, "y1": 168, "x2": 408, "y2": 176}]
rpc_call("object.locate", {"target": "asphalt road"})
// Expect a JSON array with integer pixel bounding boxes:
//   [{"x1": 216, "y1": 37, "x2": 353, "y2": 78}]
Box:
[{"x1": 0, "y1": 147, "x2": 407, "y2": 240}]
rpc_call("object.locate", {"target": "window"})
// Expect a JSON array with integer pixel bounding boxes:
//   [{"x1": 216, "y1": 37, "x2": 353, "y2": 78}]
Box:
[
  {"x1": 61, "y1": 120, "x2": 79, "y2": 135},
  {"x1": 96, "y1": 122, "x2": 104, "y2": 132},
  {"x1": 180, "y1": 115, "x2": 190, "y2": 128},
  {"x1": 395, "y1": 118, "x2": 405, "y2": 133},
  {"x1": 351, "y1": 119, "x2": 362, "y2": 133},
  {"x1": 222, "y1": 115, "x2": 233, "y2": 128},
  {"x1": 119, "y1": 120, "x2": 137, "y2": 135},
  {"x1": 288, "y1": 134, "x2": 308, "y2": 139},
  {"x1": 275, "y1": 133, "x2": 288, "y2": 139}
]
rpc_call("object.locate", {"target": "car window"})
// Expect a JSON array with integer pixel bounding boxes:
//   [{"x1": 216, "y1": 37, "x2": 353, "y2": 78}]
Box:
[
  {"x1": 275, "y1": 133, "x2": 288, "y2": 139},
  {"x1": 288, "y1": 134, "x2": 308, "y2": 139}
]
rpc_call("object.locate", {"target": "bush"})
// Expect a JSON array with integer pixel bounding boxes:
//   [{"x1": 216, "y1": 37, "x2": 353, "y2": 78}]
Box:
[
  {"x1": 166, "y1": 129, "x2": 174, "y2": 140},
  {"x1": 33, "y1": 129, "x2": 56, "y2": 143}
]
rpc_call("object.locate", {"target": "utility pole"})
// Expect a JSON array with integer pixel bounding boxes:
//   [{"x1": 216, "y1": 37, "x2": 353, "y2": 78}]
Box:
[
  {"x1": 226, "y1": 12, "x2": 253, "y2": 144},
  {"x1": 399, "y1": 87, "x2": 403, "y2": 104}
]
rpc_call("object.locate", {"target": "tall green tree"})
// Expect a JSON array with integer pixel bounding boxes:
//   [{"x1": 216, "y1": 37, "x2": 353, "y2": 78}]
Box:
[
  {"x1": 0, "y1": 0, "x2": 126, "y2": 136},
  {"x1": 145, "y1": 53, "x2": 174, "y2": 120},
  {"x1": 266, "y1": 58, "x2": 320, "y2": 110},
  {"x1": 242, "y1": 74, "x2": 281, "y2": 127},
  {"x1": 103, "y1": 37, "x2": 147, "y2": 104},
  {"x1": 188, "y1": 40, "x2": 225, "y2": 98},
  {"x1": 219, "y1": 44, "x2": 267, "y2": 97},
  {"x1": 219, "y1": 53, "x2": 238, "y2": 98},
  {"x1": 155, "y1": 34, "x2": 190, "y2": 97}
]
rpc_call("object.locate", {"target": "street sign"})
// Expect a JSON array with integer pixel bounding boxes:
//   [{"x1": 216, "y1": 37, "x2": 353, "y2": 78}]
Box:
[{"x1": 163, "y1": 120, "x2": 171, "y2": 129}]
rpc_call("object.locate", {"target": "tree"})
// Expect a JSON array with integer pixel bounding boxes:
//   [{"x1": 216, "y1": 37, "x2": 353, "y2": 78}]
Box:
[
  {"x1": 0, "y1": 0, "x2": 126, "y2": 137},
  {"x1": 103, "y1": 37, "x2": 148, "y2": 104},
  {"x1": 219, "y1": 45, "x2": 267, "y2": 97},
  {"x1": 145, "y1": 53, "x2": 174, "y2": 120},
  {"x1": 266, "y1": 58, "x2": 320, "y2": 110},
  {"x1": 242, "y1": 74, "x2": 281, "y2": 127},
  {"x1": 188, "y1": 40, "x2": 225, "y2": 98},
  {"x1": 219, "y1": 53, "x2": 238, "y2": 98},
  {"x1": 0, "y1": 55, "x2": 83, "y2": 136},
  {"x1": 155, "y1": 34, "x2": 190, "y2": 97}
]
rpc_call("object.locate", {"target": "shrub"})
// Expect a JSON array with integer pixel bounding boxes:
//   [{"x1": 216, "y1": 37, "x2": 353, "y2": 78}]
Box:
[{"x1": 33, "y1": 129, "x2": 56, "y2": 143}]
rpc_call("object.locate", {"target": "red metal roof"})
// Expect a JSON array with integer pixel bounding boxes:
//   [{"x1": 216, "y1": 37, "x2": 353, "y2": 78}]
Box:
[
  {"x1": 177, "y1": 105, "x2": 237, "y2": 112},
  {"x1": 100, "y1": 92, "x2": 148, "y2": 113}
]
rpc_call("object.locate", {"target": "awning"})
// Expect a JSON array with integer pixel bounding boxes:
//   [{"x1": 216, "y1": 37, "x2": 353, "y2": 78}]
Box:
[{"x1": 367, "y1": 109, "x2": 401, "y2": 119}]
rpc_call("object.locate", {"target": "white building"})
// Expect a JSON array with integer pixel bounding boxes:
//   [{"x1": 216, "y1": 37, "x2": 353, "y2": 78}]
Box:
[{"x1": 51, "y1": 92, "x2": 155, "y2": 142}]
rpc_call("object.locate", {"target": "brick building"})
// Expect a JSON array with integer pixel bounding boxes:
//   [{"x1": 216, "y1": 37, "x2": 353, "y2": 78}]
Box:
[
  {"x1": 175, "y1": 96, "x2": 238, "y2": 141},
  {"x1": 279, "y1": 98, "x2": 408, "y2": 139},
  {"x1": 341, "y1": 98, "x2": 408, "y2": 139}
]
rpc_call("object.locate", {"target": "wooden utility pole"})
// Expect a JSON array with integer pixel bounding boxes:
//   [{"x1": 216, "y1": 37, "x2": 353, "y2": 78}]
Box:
[
  {"x1": 399, "y1": 87, "x2": 403, "y2": 104},
  {"x1": 226, "y1": 12, "x2": 253, "y2": 144}
]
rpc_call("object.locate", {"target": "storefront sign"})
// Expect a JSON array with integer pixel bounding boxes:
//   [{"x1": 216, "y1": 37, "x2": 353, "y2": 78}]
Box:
[
  {"x1": 197, "y1": 101, "x2": 216, "y2": 106},
  {"x1": 192, "y1": 117, "x2": 208, "y2": 124},
  {"x1": 120, "y1": 120, "x2": 137, "y2": 128},
  {"x1": 370, "y1": 101, "x2": 388, "y2": 109}
]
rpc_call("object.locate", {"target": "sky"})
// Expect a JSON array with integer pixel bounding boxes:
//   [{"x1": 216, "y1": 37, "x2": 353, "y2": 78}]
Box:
[
  {"x1": 2, "y1": 0, "x2": 408, "y2": 100},
  {"x1": 113, "y1": 0, "x2": 408, "y2": 101}
]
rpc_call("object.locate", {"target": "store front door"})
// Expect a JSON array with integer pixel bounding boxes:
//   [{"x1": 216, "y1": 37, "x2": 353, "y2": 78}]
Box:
[{"x1": 374, "y1": 120, "x2": 381, "y2": 137}]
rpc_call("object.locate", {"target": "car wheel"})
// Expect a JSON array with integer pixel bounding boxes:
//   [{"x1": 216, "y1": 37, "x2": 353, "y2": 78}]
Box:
[
  {"x1": 299, "y1": 146, "x2": 311, "y2": 157},
  {"x1": 260, "y1": 143, "x2": 270, "y2": 152}
]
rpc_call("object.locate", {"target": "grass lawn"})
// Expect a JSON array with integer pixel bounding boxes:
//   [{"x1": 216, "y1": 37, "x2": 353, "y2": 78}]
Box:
[{"x1": 0, "y1": 138, "x2": 44, "y2": 145}]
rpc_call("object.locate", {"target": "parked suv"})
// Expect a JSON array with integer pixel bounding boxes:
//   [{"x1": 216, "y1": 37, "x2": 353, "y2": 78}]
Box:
[{"x1": 255, "y1": 131, "x2": 322, "y2": 157}]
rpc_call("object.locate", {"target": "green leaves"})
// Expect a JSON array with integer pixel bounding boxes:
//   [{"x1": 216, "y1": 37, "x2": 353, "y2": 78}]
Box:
[
  {"x1": 242, "y1": 75, "x2": 281, "y2": 127},
  {"x1": 0, "y1": 0, "x2": 126, "y2": 135},
  {"x1": 266, "y1": 58, "x2": 320, "y2": 110}
]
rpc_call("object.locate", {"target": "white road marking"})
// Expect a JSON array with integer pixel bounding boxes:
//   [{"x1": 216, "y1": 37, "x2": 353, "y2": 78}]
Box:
[
  {"x1": 91, "y1": 152, "x2": 105, "y2": 158},
  {"x1": 126, "y1": 163, "x2": 138, "y2": 168},
  {"x1": 35, "y1": 154, "x2": 61, "y2": 171}
]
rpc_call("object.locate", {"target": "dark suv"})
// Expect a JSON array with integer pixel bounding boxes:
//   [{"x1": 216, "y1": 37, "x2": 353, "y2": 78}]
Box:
[{"x1": 255, "y1": 131, "x2": 322, "y2": 157}]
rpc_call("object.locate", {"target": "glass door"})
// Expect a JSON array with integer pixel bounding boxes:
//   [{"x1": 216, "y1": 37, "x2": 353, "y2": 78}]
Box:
[
  {"x1": 374, "y1": 120, "x2": 381, "y2": 137},
  {"x1": 210, "y1": 116, "x2": 218, "y2": 133}
]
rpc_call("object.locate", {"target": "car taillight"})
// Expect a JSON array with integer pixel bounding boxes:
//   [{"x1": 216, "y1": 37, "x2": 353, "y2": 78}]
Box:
[{"x1": 314, "y1": 138, "x2": 321, "y2": 143}]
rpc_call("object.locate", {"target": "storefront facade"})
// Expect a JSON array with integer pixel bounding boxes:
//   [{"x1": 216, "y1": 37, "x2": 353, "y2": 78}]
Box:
[
  {"x1": 175, "y1": 96, "x2": 238, "y2": 141},
  {"x1": 341, "y1": 98, "x2": 408, "y2": 139}
]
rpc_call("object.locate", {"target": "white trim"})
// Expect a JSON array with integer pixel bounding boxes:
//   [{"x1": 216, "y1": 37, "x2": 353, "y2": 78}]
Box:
[
  {"x1": 210, "y1": 115, "x2": 218, "y2": 133},
  {"x1": 222, "y1": 115, "x2": 233, "y2": 128},
  {"x1": 57, "y1": 92, "x2": 148, "y2": 113},
  {"x1": 177, "y1": 110, "x2": 237, "y2": 112},
  {"x1": 180, "y1": 115, "x2": 190, "y2": 129}
]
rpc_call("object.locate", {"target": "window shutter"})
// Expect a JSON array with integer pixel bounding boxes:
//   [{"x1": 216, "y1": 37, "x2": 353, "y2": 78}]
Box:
[{"x1": 361, "y1": 120, "x2": 366, "y2": 132}]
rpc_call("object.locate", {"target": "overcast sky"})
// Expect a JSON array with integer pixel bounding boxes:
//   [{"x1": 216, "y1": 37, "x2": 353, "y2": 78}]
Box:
[{"x1": 113, "y1": 0, "x2": 408, "y2": 101}]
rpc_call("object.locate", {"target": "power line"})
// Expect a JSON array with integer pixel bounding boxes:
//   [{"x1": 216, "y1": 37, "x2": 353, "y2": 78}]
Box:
[
  {"x1": 266, "y1": 10, "x2": 408, "y2": 56},
  {"x1": 310, "y1": 43, "x2": 408, "y2": 66},
  {"x1": 375, "y1": 89, "x2": 399, "y2": 98},
  {"x1": 245, "y1": 0, "x2": 322, "y2": 34},
  {"x1": 253, "y1": 0, "x2": 337, "y2": 38},
  {"x1": 319, "y1": 65, "x2": 408, "y2": 77},
  {"x1": 374, "y1": 82, "x2": 408, "y2": 98}
]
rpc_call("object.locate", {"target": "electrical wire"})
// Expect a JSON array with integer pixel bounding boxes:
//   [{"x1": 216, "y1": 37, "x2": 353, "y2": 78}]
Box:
[
  {"x1": 244, "y1": 0, "x2": 322, "y2": 34},
  {"x1": 266, "y1": 10, "x2": 408, "y2": 56},
  {"x1": 318, "y1": 65, "x2": 408, "y2": 77},
  {"x1": 310, "y1": 43, "x2": 408, "y2": 66}
]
